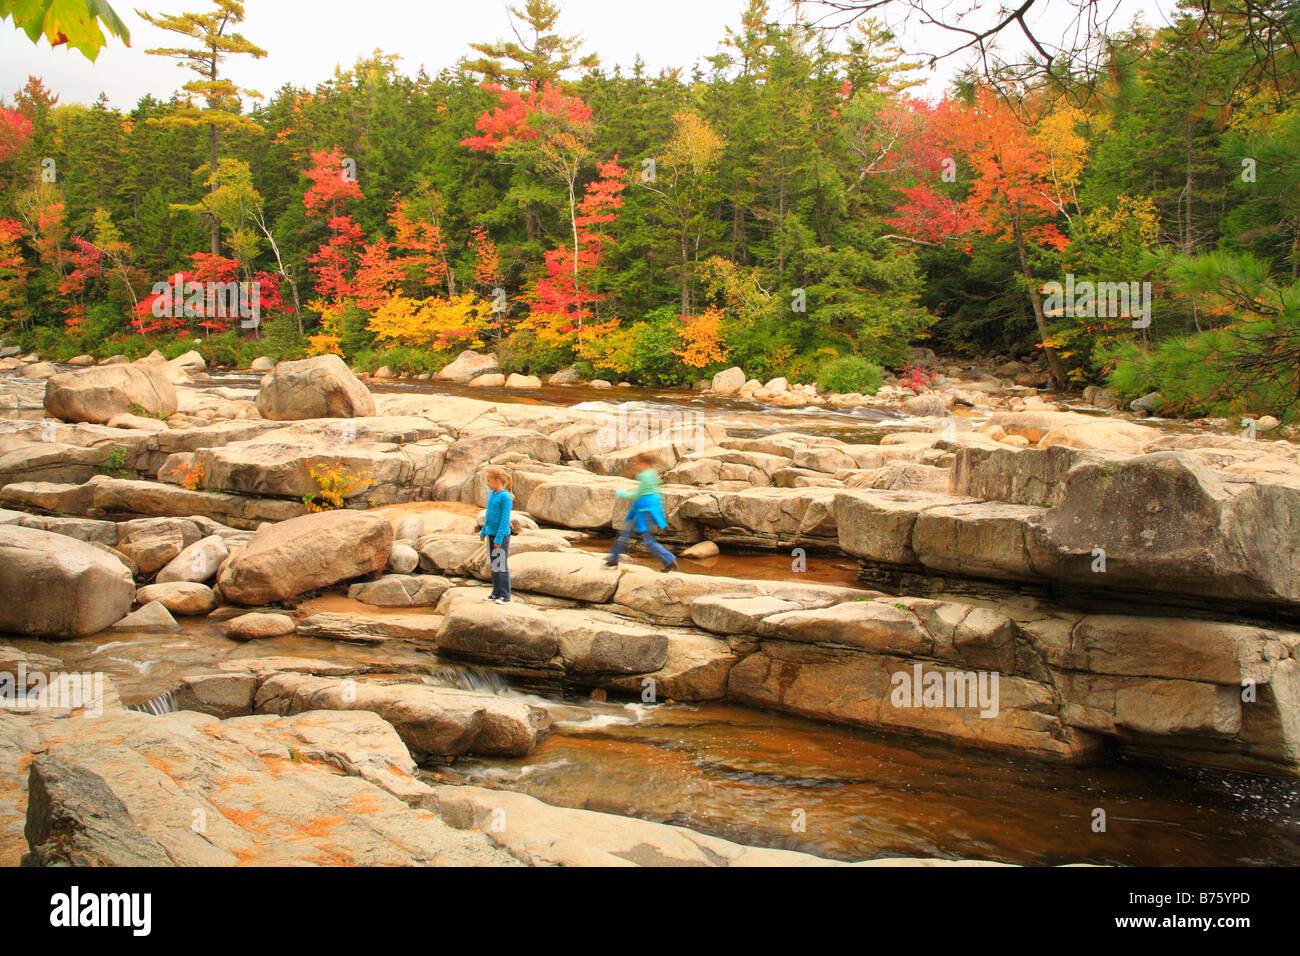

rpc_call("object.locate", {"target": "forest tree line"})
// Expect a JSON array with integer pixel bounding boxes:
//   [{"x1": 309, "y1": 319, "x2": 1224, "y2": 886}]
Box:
[{"x1": 0, "y1": 0, "x2": 1297, "y2": 417}]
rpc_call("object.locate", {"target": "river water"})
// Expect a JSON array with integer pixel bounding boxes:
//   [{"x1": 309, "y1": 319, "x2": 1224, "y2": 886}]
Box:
[
  {"x1": 14, "y1": 614, "x2": 1299, "y2": 866},
  {"x1": 6, "y1": 372, "x2": 1296, "y2": 865}
]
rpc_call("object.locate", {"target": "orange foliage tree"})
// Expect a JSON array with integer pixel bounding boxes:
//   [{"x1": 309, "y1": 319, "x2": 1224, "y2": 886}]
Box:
[{"x1": 887, "y1": 90, "x2": 1075, "y2": 387}]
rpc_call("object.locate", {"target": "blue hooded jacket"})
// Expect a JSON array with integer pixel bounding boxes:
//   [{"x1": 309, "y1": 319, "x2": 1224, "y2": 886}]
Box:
[
  {"x1": 625, "y1": 492, "x2": 667, "y2": 533},
  {"x1": 480, "y1": 488, "x2": 513, "y2": 540}
]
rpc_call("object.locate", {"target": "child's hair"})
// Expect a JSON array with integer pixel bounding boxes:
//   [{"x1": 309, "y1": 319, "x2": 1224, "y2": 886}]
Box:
[
  {"x1": 631, "y1": 452, "x2": 657, "y2": 468},
  {"x1": 484, "y1": 466, "x2": 512, "y2": 490}
]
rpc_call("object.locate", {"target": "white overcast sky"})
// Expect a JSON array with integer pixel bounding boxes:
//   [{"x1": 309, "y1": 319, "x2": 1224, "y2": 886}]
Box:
[{"x1": 1, "y1": 0, "x2": 1174, "y2": 110}]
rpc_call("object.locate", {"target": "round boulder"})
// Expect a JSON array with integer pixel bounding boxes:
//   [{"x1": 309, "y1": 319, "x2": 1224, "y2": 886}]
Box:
[
  {"x1": 223, "y1": 612, "x2": 296, "y2": 641},
  {"x1": 255, "y1": 354, "x2": 376, "y2": 421},
  {"x1": 44, "y1": 364, "x2": 177, "y2": 424},
  {"x1": 711, "y1": 367, "x2": 746, "y2": 396},
  {"x1": 437, "y1": 350, "x2": 500, "y2": 384}
]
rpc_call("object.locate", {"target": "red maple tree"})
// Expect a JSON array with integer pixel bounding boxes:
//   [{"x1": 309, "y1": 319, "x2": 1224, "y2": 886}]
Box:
[{"x1": 303, "y1": 148, "x2": 364, "y2": 302}]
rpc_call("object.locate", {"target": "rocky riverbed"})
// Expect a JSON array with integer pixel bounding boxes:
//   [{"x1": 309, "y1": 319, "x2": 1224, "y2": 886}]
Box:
[{"x1": 1, "y1": 347, "x2": 1297, "y2": 866}]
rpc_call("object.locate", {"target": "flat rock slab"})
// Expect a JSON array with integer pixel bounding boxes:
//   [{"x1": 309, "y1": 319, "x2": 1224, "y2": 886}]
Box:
[
  {"x1": 426, "y1": 785, "x2": 984, "y2": 867},
  {"x1": 6, "y1": 707, "x2": 514, "y2": 866},
  {"x1": 254, "y1": 673, "x2": 549, "y2": 760},
  {"x1": 294, "y1": 611, "x2": 443, "y2": 645}
]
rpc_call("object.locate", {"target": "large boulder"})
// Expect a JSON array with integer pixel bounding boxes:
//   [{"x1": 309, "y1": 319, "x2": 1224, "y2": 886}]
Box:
[
  {"x1": 0, "y1": 526, "x2": 134, "y2": 636},
  {"x1": 1038, "y1": 418, "x2": 1160, "y2": 454},
  {"x1": 547, "y1": 366, "x2": 582, "y2": 385},
  {"x1": 43, "y1": 364, "x2": 177, "y2": 424},
  {"x1": 711, "y1": 366, "x2": 746, "y2": 396},
  {"x1": 216, "y1": 510, "x2": 393, "y2": 605},
  {"x1": 254, "y1": 354, "x2": 376, "y2": 421},
  {"x1": 550, "y1": 609, "x2": 670, "y2": 674},
  {"x1": 1027, "y1": 452, "x2": 1300, "y2": 607},
  {"x1": 437, "y1": 599, "x2": 558, "y2": 664},
  {"x1": 437, "y1": 350, "x2": 500, "y2": 384}
]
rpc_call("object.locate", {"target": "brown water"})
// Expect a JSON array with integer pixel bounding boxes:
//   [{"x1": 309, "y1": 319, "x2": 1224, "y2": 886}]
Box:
[
  {"x1": 429, "y1": 699, "x2": 1300, "y2": 866},
  {"x1": 575, "y1": 536, "x2": 865, "y2": 588}
]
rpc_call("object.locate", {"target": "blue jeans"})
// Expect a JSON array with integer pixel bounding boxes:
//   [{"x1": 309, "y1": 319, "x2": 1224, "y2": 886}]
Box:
[
  {"x1": 488, "y1": 536, "x2": 511, "y2": 600},
  {"x1": 608, "y1": 521, "x2": 675, "y2": 568}
]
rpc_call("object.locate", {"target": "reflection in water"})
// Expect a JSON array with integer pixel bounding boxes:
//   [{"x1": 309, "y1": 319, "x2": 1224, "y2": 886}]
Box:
[{"x1": 431, "y1": 699, "x2": 1300, "y2": 867}]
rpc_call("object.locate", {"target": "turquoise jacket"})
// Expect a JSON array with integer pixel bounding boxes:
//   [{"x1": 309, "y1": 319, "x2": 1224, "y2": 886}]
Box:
[
  {"x1": 624, "y1": 493, "x2": 667, "y2": 533},
  {"x1": 481, "y1": 488, "x2": 513, "y2": 540},
  {"x1": 618, "y1": 469, "x2": 666, "y2": 533}
]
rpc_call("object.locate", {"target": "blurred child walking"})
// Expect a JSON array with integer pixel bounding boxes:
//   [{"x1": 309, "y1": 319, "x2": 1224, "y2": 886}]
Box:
[
  {"x1": 480, "y1": 466, "x2": 513, "y2": 603},
  {"x1": 605, "y1": 452, "x2": 678, "y2": 572}
]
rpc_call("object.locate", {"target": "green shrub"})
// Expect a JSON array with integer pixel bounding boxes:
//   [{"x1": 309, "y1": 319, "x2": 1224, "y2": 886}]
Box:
[
  {"x1": 817, "y1": 355, "x2": 884, "y2": 395},
  {"x1": 351, "y1": 346, "x2": 448, "y2": 376},
  {"x1": 32, "y1": 326, "x2": 79, "y2": 361},
  {"x1": 198, "y1": 331, "x2": 241, "y2": 367},
  {"x1": 161, "y1": 337, "x2": 201, "y2": 360},
  {"x1": 622, "y1": 311, "x2": 689, "y2": 386},
  {"x1": 81, "y1": 302, "x2": 130, "y2": 346},
  {"x1": 338, "y1": 302, "x2": 376, "y2": 356},
  {"x1": 499, "y1": 327, "x2": 571, "y2": 376}
]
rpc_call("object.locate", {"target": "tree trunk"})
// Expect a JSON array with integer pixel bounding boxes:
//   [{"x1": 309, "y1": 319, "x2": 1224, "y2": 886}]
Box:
[
  {"x1": 208, "y1": 122, "x2": 220, "y2": 256},
  {"x1": 1183, "y1": 120, "x2": 1194, "y2": 256},
  {"x1": 568, "y1": 176, "x2": 580, "y2": 337},
  {"x1": 680, "y1": 227, "x2": 690, "y2": 312},
  {"x1": 208, "y1": 44, "x2": 220, "y2": 257},
  {"x1": 1014, "y1": 215, "x2": 1068, "y2": 390}
]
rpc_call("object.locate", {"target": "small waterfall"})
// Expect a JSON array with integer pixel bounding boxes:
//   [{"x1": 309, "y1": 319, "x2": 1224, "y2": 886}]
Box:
[
  {"x1": 127, "y1": 689, "x2": 180, "y2": 715},
  {"x1": 424, "y1": 666, "x2": 508, "y2": 694}
]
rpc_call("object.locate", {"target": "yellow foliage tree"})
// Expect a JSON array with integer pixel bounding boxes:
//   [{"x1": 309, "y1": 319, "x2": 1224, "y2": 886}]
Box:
[
  {"x1": 672, "y1": 307, "x2": 727, "y2": 368},
  {"x1": 575, "y1": 318, "x2": 634, "y2": 375},
  {"x1": 305, "y1": 296, "x2": 344, "y2": 356},
  {"x1": 368, "y1": 292, "x2": 492, "y2": 349},
  {"x1": 516, "y1": 309, "x2": 578, "y2": 352}
]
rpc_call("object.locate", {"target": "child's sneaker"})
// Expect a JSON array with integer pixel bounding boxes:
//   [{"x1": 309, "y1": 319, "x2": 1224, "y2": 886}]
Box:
[
  {"x1": 484, "y1": 594, "x2": 499, "y2": 602},
  {"x1": 494, "y1": 596, "x2": 510, "y2": 604}
]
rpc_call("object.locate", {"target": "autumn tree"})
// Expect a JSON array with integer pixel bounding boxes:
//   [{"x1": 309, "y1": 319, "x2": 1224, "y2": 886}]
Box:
[
  {"x1": 389, "y1": 185, "x2": 453, "y2": 296},
  {"x1": 137, "y1": 0, "x2": 267, "y2": 255},
  {"x1": 0, "y1": 217, "x2": 32, "y2": 332},
  {"x1": 464, "y1": 81, "x2": 596, "y2": 283},
  {"x1": 302, "y1": 146, "x2": 364, "y2": 304},
  {"x1": 524, "y1": 155, "x2": 627, "y2": 339},
  {"x1": 887, "y1": 91, "x2": 1077, "y2": 386},
  {"x1": 641, "y1": 111, "x2": 726, "y2": 311},
  {"x1": 182, "y1": 159, "x2": 303, "y2": 329}
]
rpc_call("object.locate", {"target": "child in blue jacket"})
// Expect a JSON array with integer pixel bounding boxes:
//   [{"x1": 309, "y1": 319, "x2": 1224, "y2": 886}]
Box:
[
  {"x1": 605, "y1": 452, "x2": 678, "y2": 572},
  {"x1": 480, "y1": 467, "x2": 513, "y2": 603}
]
